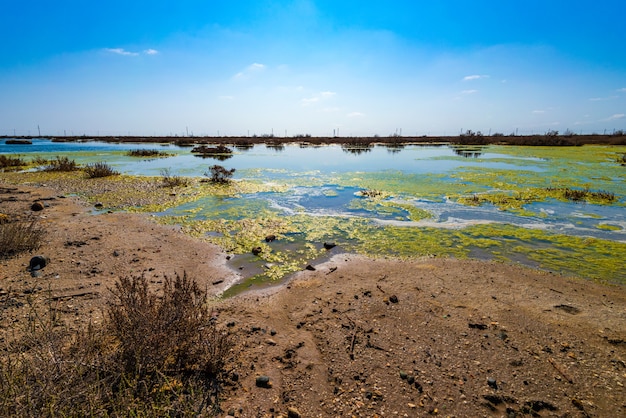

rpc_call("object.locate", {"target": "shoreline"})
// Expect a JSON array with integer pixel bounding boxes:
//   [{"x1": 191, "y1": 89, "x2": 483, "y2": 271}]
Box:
[{"x1": 2, "y1": 181, "x2": 626, "y2": 416}]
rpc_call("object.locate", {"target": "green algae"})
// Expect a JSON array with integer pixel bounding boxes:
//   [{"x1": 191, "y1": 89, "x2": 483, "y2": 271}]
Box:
[
  {"x1": 3, "y1": 144, "x2": 625, "y2": 291},
  {"x1": 597, "y1": 223, "x2": 623, "y2": 231}
]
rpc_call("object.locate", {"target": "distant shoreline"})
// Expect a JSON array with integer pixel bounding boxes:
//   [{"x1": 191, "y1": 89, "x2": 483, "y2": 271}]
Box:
[{"x1": 2, "y1": 133, "x2": 625, "y2": 146}]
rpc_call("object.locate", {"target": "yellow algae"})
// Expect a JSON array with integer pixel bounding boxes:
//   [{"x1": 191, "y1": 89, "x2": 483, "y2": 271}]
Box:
[{"x1": 597, "y1": 223, "x2": 622, "y2": 231}]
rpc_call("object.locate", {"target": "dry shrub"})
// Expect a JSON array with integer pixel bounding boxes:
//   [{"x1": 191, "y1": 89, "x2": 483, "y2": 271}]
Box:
[
  {"x1": 205, "y1": 165, "x2": 235, "y2": 183},
  {"x1": 161, "y1": 168, "x2": 190, "y2": 187},
  {"x1": 84, "y1": 162, "x2": 119, "y2": 178},
  {"x1": 0, "y1": 220, "x2": 45, "y2": 258},
  {"x1": 0, "y1": 155, "x2": 26, "y2": 169},
  {"x1": 42, "y1": 156, "x2": 79, "y2": 172},
  {"x1": 0, "y1": 273, "x2": 236, "y2": 417}
]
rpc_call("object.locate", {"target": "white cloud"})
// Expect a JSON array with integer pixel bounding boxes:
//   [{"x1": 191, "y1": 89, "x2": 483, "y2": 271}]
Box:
[
  {"x1": 604, "y1": 113, "x2": 625, "y2": 121},
  {"x1": 589, "y1": 96, "x2": 617, "y2": 101},
  {"x1": 461, "y1": 89, "x2": 478, "y2": 95},
  {"x1": 233, "y1": 63, "x2": 266, "y2": 79},
  {"x1": 532, "y1": 110, "x2": 546, "y2": 114},
  {"x1": 301, "y1": 97, "x2": 319, "y2": 106},
  {"x1": 104, "y1": 48, "x2": 159, "y2": 56},
  {"x1": 463, "y1": 74, "x2": 489, "y2": 81},
  {"x1": 104, "y1": 48, "x2": 139, "y2": 56},
  {"x1": 617, "y1": 88, "x2": 626, "y2": 93},
  {"x1": 301, "y1": 91, "x2": 337, "y2": 106},
  {"x1": 347, "y1": 112, "x2": 364, "y2": 118}
]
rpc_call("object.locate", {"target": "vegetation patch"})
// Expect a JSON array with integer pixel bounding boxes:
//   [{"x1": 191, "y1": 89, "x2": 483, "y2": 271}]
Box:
[
  {"x1": 84, "y1": 162, "x2": 119, "y2": 178},
  {"x1": 0, "y1": 155, "x2": 25, "y2": 169},
  {"x1": 42, "y1": 156, "x2": 79, "y2": 172},
  {"x1": 0, "y1": 219, "x2": 45, "y2": 258},
  {"x1": 0, "y1": 273, "x2": 236, "y2": 416},
  {"x1": 126, "y1": 149, "x2": 171, "y2": 158}
]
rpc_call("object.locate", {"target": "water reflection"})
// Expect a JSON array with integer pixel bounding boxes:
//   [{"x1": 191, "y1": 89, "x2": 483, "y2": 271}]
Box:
[
  {"x1": 341, "y1": 144, "x2": 373, "y2": 155},
  {"x1": 450, "y1": 146, "x2": 485, "y2": 158}
]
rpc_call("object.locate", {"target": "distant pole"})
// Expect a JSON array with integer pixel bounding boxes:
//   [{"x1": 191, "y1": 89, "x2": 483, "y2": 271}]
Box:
[
  {"x1": 37, "y1": 125, "x2": 41, "y2": 136},
  {"x1": 186, "y1": 126, "x2": 189, "y2": 137}
]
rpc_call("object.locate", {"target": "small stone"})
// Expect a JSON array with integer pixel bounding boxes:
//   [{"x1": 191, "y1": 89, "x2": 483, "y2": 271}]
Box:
[
  {"x1": 399, "y1": 371, "x2": 408, "y2": 380},
  {"x1": 266, "y1": 339, "x2": 277, "y2": 346},
  {"x1": 256, "y1": 375, "x2": 271, "y2": 388},
  {"x1": 323, "y1": 242, "x2": 336, "y2": 250},
  {"x1": 28, "y1": 255, "x2": 49, "y2": 271},
  {"x1": 31, "y1": 202, "x2": 44, "y2": 211},
  {"x1": 389, "y1": 295, "x2": 399, "y2": 303},
  {"x1": 305, "y1": 264, "x2": 316, "y2": 271},
  {"x1": 287, "y1": 407, "x2": 301, "y2": 418},
  {"x1": 94, "y1": 202, "x2": 103, "y2": 208},
  {"x1": 252, "y1": 246, "x2": 262, "y2": 256},
  {"x1": 265, "y1": 234, "x2": 276, "y2": 242},
  {"x1": 487, "y1": 377, "x2": 498, "y2": 389}
]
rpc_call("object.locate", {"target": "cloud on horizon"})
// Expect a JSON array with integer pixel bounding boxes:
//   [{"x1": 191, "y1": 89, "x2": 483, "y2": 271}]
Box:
[{"x1": 604, "y1": 113, "x2": 625, "y2": 121}]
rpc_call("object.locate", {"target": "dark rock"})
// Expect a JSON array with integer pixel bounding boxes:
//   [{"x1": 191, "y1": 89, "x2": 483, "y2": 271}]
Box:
[
  {"x1": 28, "y1": 255, "x2": 49, "y2": 271},
  {"x1": 323, "y1": 242, "x2": 336, "y2": 250},
  {"x1": 469, "y1": 323, "x2": 488, "y2": 330},
  {"x1": 265, "y1": 234, "x2": 276, "y2": 242},
  {"x1": 94, "y1": 202, "x2": 103, "y2": 209},
  {"x1": 389, "y1": 295, "x2": 399, "y2": 303},
  {"x1": 305, "y1": 264, "x2": 316, "y2": 271},
  {"x1": 31, "y1": 202, "x2": 44, "y2": 211},
  {"x1": 287, "y1": 407, "x2": 302, "y2": 418},
  {"x1": 399, "y1": 371, "x2": 408, "y2": 380},
  {"x1": 554, "y1": 304, "x2": 581, "y2": 314},
  {"x1": 212, "y1": 279, "x2": 224, "y2": 285},
  {"x1": 487, "y1": 377, "x2": 498, "y2": 389},
  {"x1": 255, "y1": 375, "x2": 271, "y2": 388},
  {"x1": 252, "y1": 246, "x2": 262, "y2": 256}
]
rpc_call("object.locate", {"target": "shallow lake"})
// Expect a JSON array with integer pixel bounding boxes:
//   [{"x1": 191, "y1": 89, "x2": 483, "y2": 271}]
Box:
[{"x1": 3, "y1": 139, "x2": 625, "y2": 291}]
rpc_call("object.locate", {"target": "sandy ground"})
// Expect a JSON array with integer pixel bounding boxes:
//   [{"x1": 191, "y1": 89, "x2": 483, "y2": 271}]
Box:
[{"x1": 2, "y1": 182, "x2": 626, "y2": 417}]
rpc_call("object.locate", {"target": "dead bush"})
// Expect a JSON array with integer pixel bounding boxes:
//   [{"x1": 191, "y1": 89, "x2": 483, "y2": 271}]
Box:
[
  {"x1": 43, "y1": 156, "x2": 79, "y2": 172},
  {"x1": 0, "y1": 273, "x2": 236, "y2": 416},
  {"x1": 84, "y1": 162, "x2": 119, "y2": 178},
  {"x1": 161, "y1": 168, "x2": 190, "y2": 187},
  {"x1": 0, "y1": 220, "x2": 45, "y2": 258}
]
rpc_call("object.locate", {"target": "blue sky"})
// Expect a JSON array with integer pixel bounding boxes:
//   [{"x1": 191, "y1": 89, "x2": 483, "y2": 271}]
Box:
[{"x1": 1, "y1": 0, "x2": 625, "y2": 137}]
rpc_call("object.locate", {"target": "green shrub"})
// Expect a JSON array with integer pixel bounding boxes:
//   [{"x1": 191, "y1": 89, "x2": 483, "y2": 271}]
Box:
[{"x1": 84, "y1": 162, "x2": 119, "y2": 178}]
